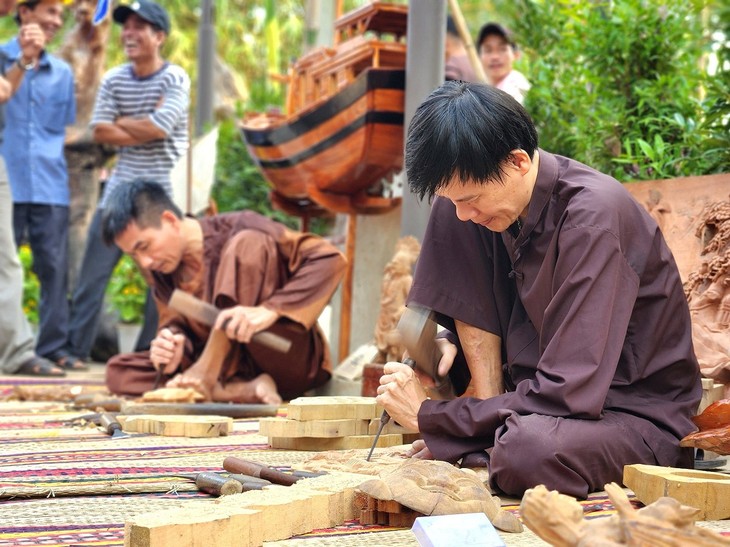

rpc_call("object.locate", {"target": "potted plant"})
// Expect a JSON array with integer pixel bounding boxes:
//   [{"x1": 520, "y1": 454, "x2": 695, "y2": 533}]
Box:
[
  {"x1": 106, "y1": 255, "x2": 147, "y2": 353},
  {"x1": 19, "y1": 244, "x2": 40, "y2": 330}
]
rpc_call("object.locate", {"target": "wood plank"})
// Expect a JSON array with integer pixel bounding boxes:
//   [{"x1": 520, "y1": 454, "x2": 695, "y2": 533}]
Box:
[
  {"x1": 259, "y1": 416, "x2": 370, "y2": 438},
  {"x1": 119, "y1": 415, "x2": 233, "y2": 438},
  {"x1": 124, "y1": 504, "x2": 261, "y2": 547},
  {"x1": 269, "y1": 433, "x2": 403, "y2": 451},
  {"x1": 623, "y1": 463, "x2": 730, "y2": 520},
  {"x1": 285, "y1": 396, "x2": 383, "y2": 421}
]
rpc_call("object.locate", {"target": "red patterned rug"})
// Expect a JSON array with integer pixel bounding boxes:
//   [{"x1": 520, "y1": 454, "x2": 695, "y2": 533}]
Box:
[{"x1": 1, "y1": 373, "x2": 728, "y2": 546}]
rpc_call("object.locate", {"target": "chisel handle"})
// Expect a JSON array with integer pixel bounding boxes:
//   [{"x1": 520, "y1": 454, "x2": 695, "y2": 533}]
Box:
[
  {"x1": 223, "y1": 457, "x2": 299, "y2": 486},
  {"x1": 194, "y1": 472, "x2": 243, "y2": 496},
  {"x1": 99, "y1": 412, "x2": 123, "y2": 436}
]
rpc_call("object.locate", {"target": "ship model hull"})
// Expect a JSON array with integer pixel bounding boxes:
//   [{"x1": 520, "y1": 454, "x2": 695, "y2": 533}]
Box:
[
  {"x1": 242, "y1": 68, "x2": 404, "y2": 216},
  {"x1": 240, "y1": 2, "x2": 408, "y2": 218}
]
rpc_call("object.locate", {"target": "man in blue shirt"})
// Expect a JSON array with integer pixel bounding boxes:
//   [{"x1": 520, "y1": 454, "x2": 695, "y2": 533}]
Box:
[{"x1": 0, "y1": 0, "x2": 77, "y2": 368}]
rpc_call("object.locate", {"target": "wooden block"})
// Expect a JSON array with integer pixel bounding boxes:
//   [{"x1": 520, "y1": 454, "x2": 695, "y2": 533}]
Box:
[
  {"x1": 259, "y1": 416, "x2": 370, "y2": 438},
  {"x1": 623, "y1": 463, "x2": 730, "y2": 520},
  {"x1": 269, "y1": 433, "x2": 403, "y2": 451},
  {"x1": 367, "y1": 417, "x2": 418, "y2": 435},
  {"x1": 294, "y1": 483, "x2": 345, "y2": 526},
  {"x1": 119, "y1": 415, "x2": 233, "y2": 437},
  {"x1": 285, "y1": 396, "x2": 382, "y2": 421},
  {"x1": 227, "y1": 487, "x2": 309, "y2": 540},
  {"x1": 296, "y1": 471, "x2": 372, "y2": 521},
  {"x1": 698, "y1": 379, "x2": 725, "y2": 415},
  {"x1": 285, "y1": 486, "x2": 334, "y2": 530},
  {"x1": 125, "y1": 503, "x2": 257, "y2": 547}
]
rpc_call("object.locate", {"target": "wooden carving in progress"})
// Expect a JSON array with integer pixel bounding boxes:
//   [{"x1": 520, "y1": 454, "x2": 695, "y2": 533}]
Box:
[
  {"x1": 625, "y1": 176, "x2": 730, "y2": 398},
  {"x1": 140, "y1": 387, "x2": 206, "y2": 404},
  {"x1": 357, "y1": 459, "x2": 523, "y2": 533},
  {"x1": 520, "y1": 482, "x2": 730, "y2": 546},
  {"x1": 685, "y1": 198, "x2": 730, "y2": 398},
  {"x1": 58, "y1": 0, "x2": 111, "y2": 129},
  {"x1": 373, "y1": 236, "x2": 421, "y2": 364},
  {"x1": 681, "y1": 399, "x2": 730, "y2": 455}
]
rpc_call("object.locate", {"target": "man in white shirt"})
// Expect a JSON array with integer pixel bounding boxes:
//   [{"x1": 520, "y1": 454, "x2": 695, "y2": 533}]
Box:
[{"x1": 477, "y1": 22, "x2": 530, "y2": 105}]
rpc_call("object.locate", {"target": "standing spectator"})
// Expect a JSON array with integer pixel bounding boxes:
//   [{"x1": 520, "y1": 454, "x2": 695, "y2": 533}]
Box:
[
  {"x1": 477, "y1": 22, "x2": 530, "y2": 104},
  {"x1": 0, "y1": 0, "x2": 65, "y2": 376},
  {"x1": 0, "y1": 0, "x2": 76, "y2": 369},
  {"x1": 444, "y1": 16, "x2": 478, "y2": 83},
  {"x1": 64, "y1": 0, "x2": 190, "y2": 368}
]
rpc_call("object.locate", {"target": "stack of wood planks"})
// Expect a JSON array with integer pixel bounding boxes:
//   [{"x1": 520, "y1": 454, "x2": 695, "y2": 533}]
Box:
[{"x1": 259, "y1": 396, "x2": 419, "y2": 450}]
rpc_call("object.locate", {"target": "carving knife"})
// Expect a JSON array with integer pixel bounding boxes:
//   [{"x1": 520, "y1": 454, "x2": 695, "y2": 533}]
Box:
[
  {"x1": 168, "y1": 289, "x2": 292, "y2": 353},
  {"x1": 366, "y1": 357, "x2": 416, "y2": 461}
]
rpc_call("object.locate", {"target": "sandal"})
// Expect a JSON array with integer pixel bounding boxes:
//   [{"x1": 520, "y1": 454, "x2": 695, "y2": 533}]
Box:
[
  {"x1": 55, "y1": 354, "x2": 89, "y2": 371},
  {"x1": 15, "y1": 356, "x2": 66, "y2": 377}
]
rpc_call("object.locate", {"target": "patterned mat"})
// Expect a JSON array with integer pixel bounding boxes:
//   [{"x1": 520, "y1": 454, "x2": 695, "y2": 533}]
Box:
[{"x1": 1, "y1": 373, "x2": 728, "y2": 547}]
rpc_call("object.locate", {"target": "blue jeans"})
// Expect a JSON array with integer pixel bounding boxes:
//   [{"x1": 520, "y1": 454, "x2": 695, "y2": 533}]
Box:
[{"x1": 13, "y1": 203, "x2": 70, "y2": 359}]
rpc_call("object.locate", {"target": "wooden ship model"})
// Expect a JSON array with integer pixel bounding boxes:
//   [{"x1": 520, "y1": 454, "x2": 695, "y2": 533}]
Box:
[{"x1": 240, "y1": 2, "x2": 408, "y2": 222}]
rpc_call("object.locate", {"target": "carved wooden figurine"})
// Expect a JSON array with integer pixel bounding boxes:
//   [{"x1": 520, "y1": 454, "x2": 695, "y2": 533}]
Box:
[
  {"x1": 373, "y1": 236, "x2": 421, "y2": 364},
  {"x1": 520, "y1": 482, "x2": 730, "y2": 546},
  {"x1": 685, "y1": 197, "x2": 730, "y2": 399},
  {"x1": 681, "y1": 399, "x2": 730, "y2": 455}
]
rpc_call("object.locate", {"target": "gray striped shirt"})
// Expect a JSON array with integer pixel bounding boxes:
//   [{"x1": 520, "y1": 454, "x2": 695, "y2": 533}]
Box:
[{"x1": 92, "y1": 62, "x2": 190, "y2": 207}]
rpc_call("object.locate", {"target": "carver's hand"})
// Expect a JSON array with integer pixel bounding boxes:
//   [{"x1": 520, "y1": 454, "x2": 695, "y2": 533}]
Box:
[
  {"x1": 215, "y1": 305, "x2": 279, "y2": 343},
  {"x1": 150, "y1": 328, "x2": 185, "y2": 375},
  {"x1": 18, "y1": 23, "x2": 45, "y2": 65},
  {"x1": 376, "y1": 361, "x2": 428, "y2": 432}
]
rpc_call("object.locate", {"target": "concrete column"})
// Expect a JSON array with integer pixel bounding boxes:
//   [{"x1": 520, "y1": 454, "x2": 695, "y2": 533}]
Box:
[
  {"x1": 400, "y1": 0, "x2": 446, "y2": 240},
  {"x1": 195, "y1": 0, "x2": 215, "y2": 137}
]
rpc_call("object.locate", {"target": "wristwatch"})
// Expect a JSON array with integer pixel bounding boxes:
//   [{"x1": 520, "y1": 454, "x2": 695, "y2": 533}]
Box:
[{"x1": 15, "y1": 57, "x2": 35, "y2": 71}]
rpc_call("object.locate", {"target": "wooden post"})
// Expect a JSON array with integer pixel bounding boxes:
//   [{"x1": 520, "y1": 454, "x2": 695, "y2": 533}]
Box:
[
  {"x1": 338, "y1": 213, "x2": 356, "y2": 363},
  {"x1": 447, "y1": 0, "x2": 487, "y2": 83}
]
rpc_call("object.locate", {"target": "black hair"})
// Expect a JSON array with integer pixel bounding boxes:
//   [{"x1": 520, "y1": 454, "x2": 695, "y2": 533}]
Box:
[
  {"x1": 405, "y1": 81, "x2": 538, "y2": 200},
  {"x1": 101, "y1": 179, "x2": 182, "y2": 245},
  {"x1": 446, "y1": 16, "x2": 458, "y2": 37},
  {"x1": 14, "y1": 1, "x2": 41, "y2": 26},
  {"x1": 476, "y1": 22, "x2": 517, "y2": 52}
]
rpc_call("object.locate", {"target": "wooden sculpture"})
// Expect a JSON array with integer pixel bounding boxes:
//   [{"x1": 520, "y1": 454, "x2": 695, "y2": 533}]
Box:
[
  {"x1": 681, "y1": 399, "x2": 730, "y2": 455},
  {"x1": 357, "y1": 459, "x2": 523, "y2": 533},
  {"x1": 520, "y1": 482, "x2": 730, "y2": 546},
  {"x1": 373, "y1": 236, "x2": 421, "y2": 364},
  {"x1": 685, "y1": 197, "x2": 730, "y2": 399},
  {"x1": 59, "y1": 0, "x2": 116, "y2": 288}
]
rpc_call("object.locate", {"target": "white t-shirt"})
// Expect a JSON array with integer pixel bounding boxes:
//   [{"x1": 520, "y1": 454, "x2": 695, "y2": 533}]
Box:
[{"x1": 495, "y1": 70, "x2": 531, "y2": 105}]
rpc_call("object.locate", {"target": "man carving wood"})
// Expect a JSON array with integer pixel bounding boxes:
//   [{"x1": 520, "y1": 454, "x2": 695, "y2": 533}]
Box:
[{"x1": 102, "y1": 180, "x2": 347, "y2": 405}]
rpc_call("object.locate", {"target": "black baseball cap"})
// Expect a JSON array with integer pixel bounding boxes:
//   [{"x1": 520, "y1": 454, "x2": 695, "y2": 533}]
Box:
[
  {"x1": 477, "y1": 22, "x2": 517, "y2": 49},
  {"x1": 113, "y1": 0, "x2": 170, "y2": 34}
]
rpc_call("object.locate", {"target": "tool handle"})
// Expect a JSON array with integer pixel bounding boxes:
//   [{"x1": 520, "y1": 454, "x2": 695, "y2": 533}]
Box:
[
  {"x1": 194, "y1": 472, "x2": 243, "y2": 496},
  {"x1": 223, "y1": 457, "x2": 299, "y2": 486},
  {"x1": 251, "y1": 331, "x2": 292, "y2": 353},
  {"x1": 99, "y1": 412, "x2": 122, "y2": 436},
  {"x1": 227, "y1": 474, "x2": 271, "y2": 491}
]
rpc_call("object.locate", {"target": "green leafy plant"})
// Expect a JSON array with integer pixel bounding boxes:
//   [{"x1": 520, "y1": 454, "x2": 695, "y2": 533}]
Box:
[
  {"x1": 18, "y1": 244, "x2": 40, "y2": 325},
  {"x1": 503, "y1": 0, "x2": 726, "y2": 181},
  {"x1": 106, "y1": 255, "x2": 147, "y2": 324}
]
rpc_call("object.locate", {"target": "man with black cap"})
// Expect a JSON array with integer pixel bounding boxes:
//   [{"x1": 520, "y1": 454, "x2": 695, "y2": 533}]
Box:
[
  {"x1": 64, "y1": 0, "x2": 190, "y2": 369},
  {"x1": 477, "y1": 22, "x2": 530, "y2": 104}
]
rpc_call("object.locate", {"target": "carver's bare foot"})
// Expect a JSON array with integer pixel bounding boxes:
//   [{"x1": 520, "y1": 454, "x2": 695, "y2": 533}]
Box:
[
  {"x1": 211, "y1": 373, "x2": 283, "y2": 405},
  {"x1": 166, "y1": 365, "x2": 216, "y2": 401}
]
